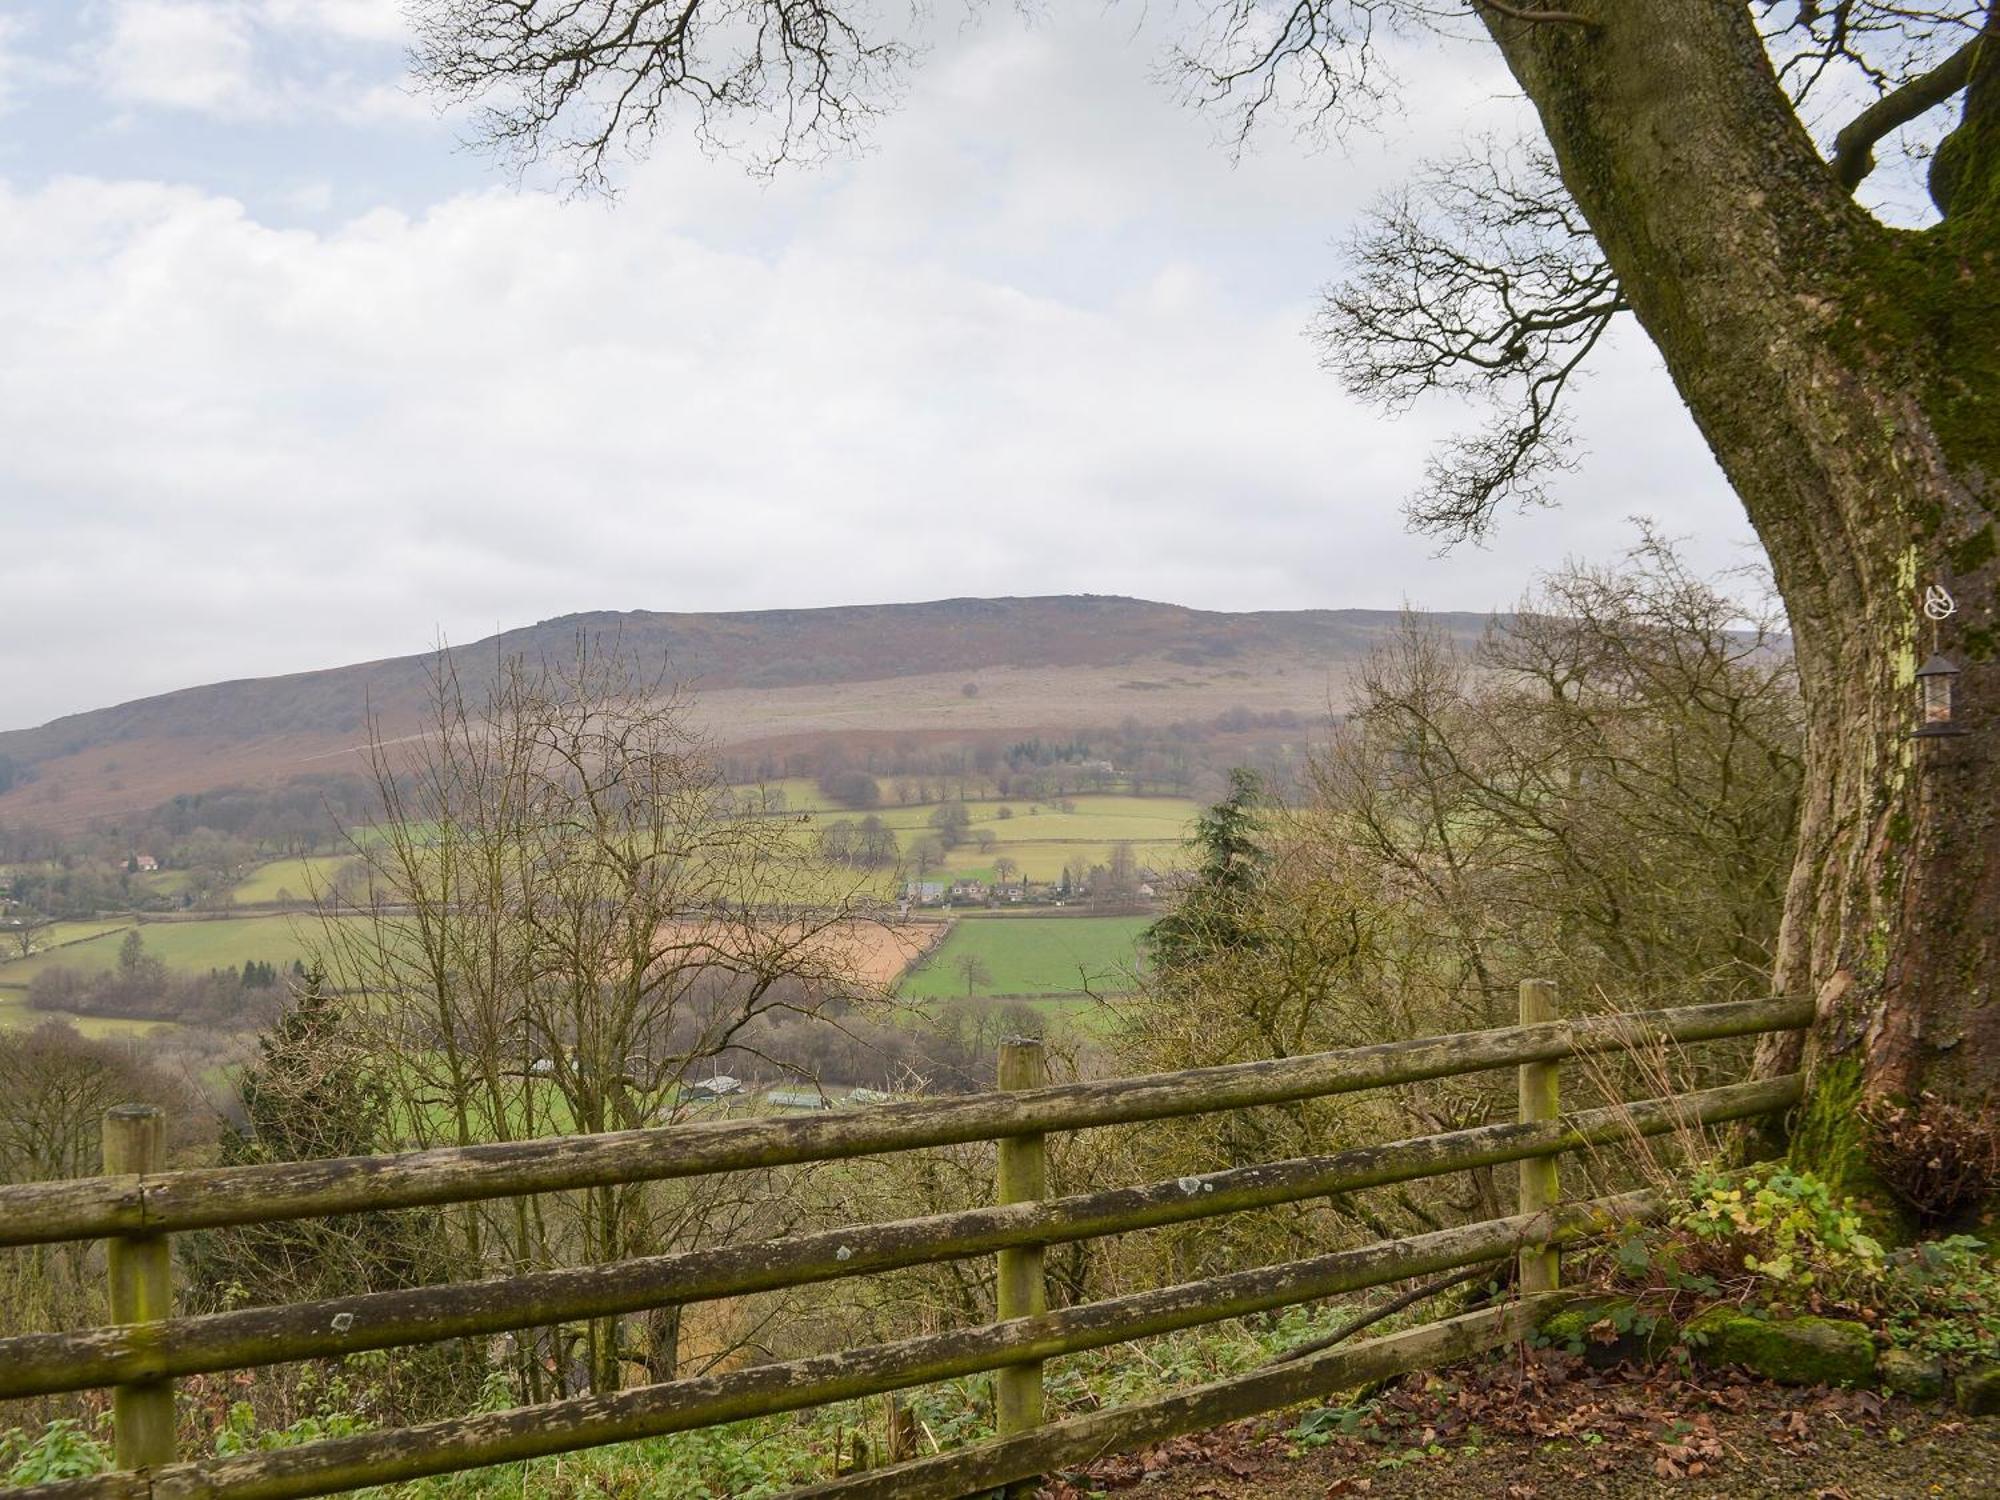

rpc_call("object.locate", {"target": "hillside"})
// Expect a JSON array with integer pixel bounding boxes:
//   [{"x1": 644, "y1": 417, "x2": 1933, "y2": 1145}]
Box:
[{"x1": 0, "y1": 596, "x2": 1494, "y2": 830}]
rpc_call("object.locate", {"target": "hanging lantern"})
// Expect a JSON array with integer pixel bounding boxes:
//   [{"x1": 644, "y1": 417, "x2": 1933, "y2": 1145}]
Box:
[{"x1": 1912, "y1": 654, "x2": 1968, "y2": 738}]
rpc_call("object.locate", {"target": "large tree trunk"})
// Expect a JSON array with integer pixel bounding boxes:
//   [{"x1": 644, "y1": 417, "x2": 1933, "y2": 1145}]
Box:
[{"x1": 1481, "y1": 4, "x2": 2000, "y2": 1212}]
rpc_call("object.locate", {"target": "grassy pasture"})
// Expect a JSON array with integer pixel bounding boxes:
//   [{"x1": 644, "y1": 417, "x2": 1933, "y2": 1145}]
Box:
[
  {"x1": 932, "y1": 840, "x2": 1183, "y2": 884},
  {"x1": 0, "y1": 992, "x2": 176, "y2": 1038},
  {"x1": 132, "y1": 868, "x2": 193, "y2": 898},
  {"x1": 206, "y1": 794, "x2": 1195, "y2": 908},
  {"x1": 0, "y1": 915, "x2": 323, "y2": 989},
  {"x1": 732, "y1": 778, "x2": 842, "y2": 814},
  {"x1": 896, "y1": 915, "x2": 1150, "y2": 1000},
  {"x1": 798, "y1": 792, "x2": 1195, "y2": 838},
  {"x1": 951, "y1": 795, "x2": 1196, "y2": 842},
  {"x1": 231, "y1": 855, "x2": 359, "y2": 904},
  {"x1": 776, "y1": 790, "x2": 1198, "y2": 885},
  {"x1": 3, "y1": 918, "x2": 135, "y2": 955}
]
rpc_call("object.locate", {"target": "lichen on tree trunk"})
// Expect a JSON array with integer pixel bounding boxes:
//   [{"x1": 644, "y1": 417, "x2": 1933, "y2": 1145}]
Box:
[{"x1": 1481, "y1": 3, "x2": 2000, "y2": 1211}]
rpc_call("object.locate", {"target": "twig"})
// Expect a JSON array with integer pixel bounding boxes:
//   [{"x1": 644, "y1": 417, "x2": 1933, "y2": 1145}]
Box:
[{"x1": 1262, "y1": 1259, "x2": 1505, "y2": 1366}]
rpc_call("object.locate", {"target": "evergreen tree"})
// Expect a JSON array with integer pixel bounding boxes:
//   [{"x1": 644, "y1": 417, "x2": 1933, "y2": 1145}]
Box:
[
  {"x1": 230, "y1": 970, "x2": 390, "y2": 1164},
  {"x1": 184, "y1": 971, "x2": 475, "y2": 1416},
  {"x1": 1144, "y1": 768, "x2": 1271, "y2": 978}
]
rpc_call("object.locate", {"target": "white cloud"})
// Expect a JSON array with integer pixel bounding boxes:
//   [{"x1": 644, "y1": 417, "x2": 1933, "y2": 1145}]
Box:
[
  {"x1": 1, "y1": 8, "x2": 1752, "y2": 725},
  {"x1": 340, "y1": 78, "x2": 430, "y2": 124},
  {"x1": 260, "y1": 1, "x2": 406, "y2": 43},
  {"x1": 93, "y1": 0, "x2": 409, "y2": 120},
  {"x1": 98, "y1": 2, "x2": 262, "y2": 115},
  {"x1": 282, "y1": 177, "x2": 334, "y2": 212}
]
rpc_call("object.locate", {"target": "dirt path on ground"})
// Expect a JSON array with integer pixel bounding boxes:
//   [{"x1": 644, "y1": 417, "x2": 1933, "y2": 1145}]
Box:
[{"x1": 1041, "y1": 1353, "x2": 2000, "y2": 1500}]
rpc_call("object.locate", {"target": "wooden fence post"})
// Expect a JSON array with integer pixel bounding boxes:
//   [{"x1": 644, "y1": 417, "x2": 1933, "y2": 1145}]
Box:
[
  {"x1": 994, "y1": 1037, "x2": 1047, "y2": 1442},
  {"x1": 1517, "y1": 980, "x2": 1559, "y2": 1295},
  {"x1": 104, "y1": 1104, "x2": 175, "y2": 1472}
]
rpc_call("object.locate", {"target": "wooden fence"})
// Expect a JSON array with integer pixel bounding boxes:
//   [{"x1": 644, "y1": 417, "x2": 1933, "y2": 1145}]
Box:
[{"x1": 0, "y1": 986, "x2": 1811, "y2": 1500}]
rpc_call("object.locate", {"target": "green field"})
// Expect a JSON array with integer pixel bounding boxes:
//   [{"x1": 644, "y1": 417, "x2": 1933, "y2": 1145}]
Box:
[
  {"x1": 775, "y1": 791, "x2": 1197, "y2": 885},
  {"x1": 8, "y1": 918, "x2": 135, "y2": 954},
  {"x1": 0, "y1": 992, "x2": 177, "y2": 1038},
  {"x1": 802, "y1": 792, "x2": 1193, "y2": 837},
  {"x1": 132, "y1": 867, "x2": 193, "y2": 899},
  {"x1": 0, "y1": 915, "x2": 323, "y2": 989},
  {"x1": 896, "y1": 915, "x2": 1151, "y2": 1000},
  {"x1": 231, "y1": 855, "x2": 362, "y2": 904},
  {"x1": 930, "y1": 840, "x2": 1183, "y2": 884},
  {"x1": 942, "y1": 795, "x2": 1195, "y2": 842},
  {"x1": 202, "y1": 794, "x2": 1197, "y2": 907}
]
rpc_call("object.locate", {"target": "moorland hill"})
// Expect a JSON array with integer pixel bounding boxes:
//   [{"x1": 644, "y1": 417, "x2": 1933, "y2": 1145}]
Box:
[{"x1": 0, "y1": 595, "x2": 1493, "y2": 830}]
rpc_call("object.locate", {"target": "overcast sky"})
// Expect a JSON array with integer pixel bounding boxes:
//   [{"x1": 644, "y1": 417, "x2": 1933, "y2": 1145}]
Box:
[{"x1": 0, "y1": 1, "x2": 1766, "y2": 730}]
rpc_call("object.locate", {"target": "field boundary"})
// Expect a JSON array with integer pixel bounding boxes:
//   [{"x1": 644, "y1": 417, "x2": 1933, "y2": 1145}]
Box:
[{"x1": 0, "y1": 989, "x2": 1810, "y2": 1500}]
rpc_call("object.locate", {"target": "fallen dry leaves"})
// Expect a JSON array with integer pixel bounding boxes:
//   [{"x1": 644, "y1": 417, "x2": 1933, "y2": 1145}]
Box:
[{"x1": 1039, "y1": 1344, "x2": 1936, "y2": 1497}]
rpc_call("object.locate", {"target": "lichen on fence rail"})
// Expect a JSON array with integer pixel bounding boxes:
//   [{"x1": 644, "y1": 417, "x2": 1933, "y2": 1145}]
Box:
[
  {"x1": 0, "y1": 990, "x2": 1812, "y2": 1500},
  {"x1": 11, "y1": 1198, "x2": 1653, "y2": 1500},
  {"x1": 0, "y1": 994, "x2": 1809, "y2": 1248},
  {"x1": 0, "y1": 1074, "x2": 1799, "y2": 1401}
]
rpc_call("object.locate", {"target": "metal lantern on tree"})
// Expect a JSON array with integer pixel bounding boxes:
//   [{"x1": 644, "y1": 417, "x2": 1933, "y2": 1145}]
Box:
[{"x1": 1912, "y1": 654, "x2": 1967, "y2": 738}]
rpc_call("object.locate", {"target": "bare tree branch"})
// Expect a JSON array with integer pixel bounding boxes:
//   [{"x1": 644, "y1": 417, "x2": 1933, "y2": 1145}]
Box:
[
  {"x1": 409, "y1": 0, "x2": 914, "y2": 187},
  {"x1": 1830, "y1": 26, "x2": 1985, "y2": 185},
  {"x1": 1317, "y1": 140, "x2": 1625, "y2": 543},
  {"x1": 1166, "y1": 0, "x2": 1414, "y2": 149},
  {"x1": 1759, "y1": 0, "x2": 1985, "y2": 107}
]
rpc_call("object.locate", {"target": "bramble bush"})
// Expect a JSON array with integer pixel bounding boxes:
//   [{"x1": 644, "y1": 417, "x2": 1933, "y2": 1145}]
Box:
[
  {"x1": 1590, "y1": 1166, "x2": 1889, "y2": 1314},
  {"x1": 1, "y1": 1418, "x2": 111, "y2": 1485},
  {"x1": 1876, "y1": 1234, "x2": 2000, "y2": 1368},
  {"x1": 1671, "y1": 1165, "x2": 1885, "y2": 1296},
  {"x1": 1580, "y1": 1163, "x2": 1998, "y2": 1374}
]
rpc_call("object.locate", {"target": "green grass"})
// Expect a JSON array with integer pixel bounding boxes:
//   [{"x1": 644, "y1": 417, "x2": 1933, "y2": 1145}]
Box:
[
  {"x1": 0, "y1": 915, "x2": 324, "y2": 988},
  {"x1": 951, "y1": 794, "x2": 1197, "y2": 842},
  {"x1": 0, "y1": 992, "x2": 177, "y2": 1038},
  {"x1": 2, "y1": 918, "x2": 135, "y2": 957},
  {"x1": 734, "y1": 777, "x2": 843, "y2": 814},
  {"x1": 765, "y1": 790, "x2": 1197, "y2": 885},
  {"x1": 200, "y1": 795, "x2": 1194, "y2": 910},
  {"x1": 803, "y1": 792, "x2": 1195, "y2": 838},
  {"x1": 932, "y1": 839, "x2": 1183, "y2": 884},
  {"x1": 390, "y1": 1076, "x2": 584, "y2": 1143},
  {"x1": 132, "y1": 868, "x2": 193, "y2": 898},
  {"x1": 231, "y1": 856, "x2": 359, "y2": 904},
  {"x1": 896, "y1": 915, "x2": 1151, "y2": 1000}
]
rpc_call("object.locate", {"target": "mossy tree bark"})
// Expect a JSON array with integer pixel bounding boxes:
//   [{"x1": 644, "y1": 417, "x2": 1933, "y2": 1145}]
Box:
[{"x1": 1480, "y1": 4, "x2": 2000, "y2": 1196}]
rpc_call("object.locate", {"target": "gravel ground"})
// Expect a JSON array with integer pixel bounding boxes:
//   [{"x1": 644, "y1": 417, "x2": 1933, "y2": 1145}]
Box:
[{"x1": 1045, "y1": 1353, "x2": 2000, "y2": 1500}]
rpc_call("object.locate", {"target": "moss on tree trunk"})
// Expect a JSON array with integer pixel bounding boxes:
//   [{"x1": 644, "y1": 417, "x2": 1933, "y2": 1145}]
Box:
[{"x1": 1482, "y1": 4, "x2": 2000, "y2": 1207}]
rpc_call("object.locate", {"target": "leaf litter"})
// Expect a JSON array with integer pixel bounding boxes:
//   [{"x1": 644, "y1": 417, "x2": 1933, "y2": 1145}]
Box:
[{"x1": 1033, "y1": 1346, "x2": 2000, "y2": 1499}]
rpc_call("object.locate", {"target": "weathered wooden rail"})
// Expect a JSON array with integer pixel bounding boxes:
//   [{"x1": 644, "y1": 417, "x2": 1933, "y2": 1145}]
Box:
[{"x1": 0, "y1": 987, "x2": 1810, "y2": 1500}]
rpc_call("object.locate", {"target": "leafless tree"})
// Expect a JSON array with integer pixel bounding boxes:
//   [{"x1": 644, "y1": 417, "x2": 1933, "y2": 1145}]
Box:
[
  {"x1": 313, "y1": 635, "x2": 884, "y2": 1395},
  {"x1": 1114, "y1": 532, "x2": 1803, "y2": 1273}
]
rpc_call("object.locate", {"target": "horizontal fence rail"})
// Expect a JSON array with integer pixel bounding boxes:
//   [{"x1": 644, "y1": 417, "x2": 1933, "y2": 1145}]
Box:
[
  {"x1": 0, "y1": 988, "x2": 1811, "y2": 1500},
  {"x1": 0, "y1": 1073, "x2": 1799, "y2": 1401},
  {"x1": 785, "y1": 1296, "x2": 1563, "y2": 1500},
  {"x1": 15, "y1": 1197, "x2": 1655, "y2": 1500},
  {"x1": 0, "y1": 994, "x2": 1808, "y2": 1248}
]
